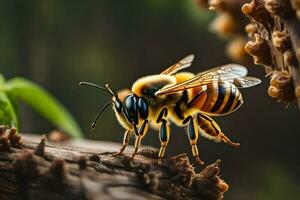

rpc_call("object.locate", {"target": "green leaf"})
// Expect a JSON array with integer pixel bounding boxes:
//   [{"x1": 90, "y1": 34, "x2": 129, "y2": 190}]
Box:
[
  {"x1": 0, "y1": 91, "x2": 18, "y2": 128},
  {"x1": 5, "y1": 78, "x2": 83, "y2": 138},
  {"x1": 0, "y1": 73, "x2": 5, "y2": 85}
]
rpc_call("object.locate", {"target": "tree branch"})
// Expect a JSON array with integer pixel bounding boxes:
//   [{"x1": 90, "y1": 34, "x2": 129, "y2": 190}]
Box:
[{"x1": 0, "y1": 126, "x2": 228, "y2": 200}]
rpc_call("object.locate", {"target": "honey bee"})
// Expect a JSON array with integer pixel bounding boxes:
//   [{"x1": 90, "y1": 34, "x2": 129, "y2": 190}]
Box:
[{"x1": 80, "y1": 55, "x2": 261, "y2": 165}]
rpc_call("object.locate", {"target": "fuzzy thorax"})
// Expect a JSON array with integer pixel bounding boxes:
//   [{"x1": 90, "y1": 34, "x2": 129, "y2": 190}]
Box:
[{"x1": 132, "y1": 74, "x2": 183, "y2": 108}]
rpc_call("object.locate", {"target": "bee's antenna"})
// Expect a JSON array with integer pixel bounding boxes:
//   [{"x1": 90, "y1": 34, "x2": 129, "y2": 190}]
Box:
[
  {"x1": 79, "y1": 82, "x2": 112, "y2": 95},
  {"x1": 91, "y1": 100, "x2": 113, "y2": 129},
  {"x1": 105, "y1": 84, "x2": 117, "y2": 97}
]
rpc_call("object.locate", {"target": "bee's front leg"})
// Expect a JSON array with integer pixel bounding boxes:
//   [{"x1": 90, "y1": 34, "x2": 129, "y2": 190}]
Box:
[
  {"x1": 112, "y1": 130, "x2": 131, "y2": 157},
  {"x1": 130, "y1": 120, "x2": 149, "y2": 160}
]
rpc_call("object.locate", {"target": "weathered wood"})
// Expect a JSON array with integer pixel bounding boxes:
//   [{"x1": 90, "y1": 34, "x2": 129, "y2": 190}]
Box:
[{"x1": 0, "y1": 127, "x2": 228, "y2": 200}]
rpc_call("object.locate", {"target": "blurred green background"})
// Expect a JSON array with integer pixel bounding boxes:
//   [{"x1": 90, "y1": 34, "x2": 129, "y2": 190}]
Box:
[{"x1": 1, "y1": 0, "x2": 300, "y2": 199}]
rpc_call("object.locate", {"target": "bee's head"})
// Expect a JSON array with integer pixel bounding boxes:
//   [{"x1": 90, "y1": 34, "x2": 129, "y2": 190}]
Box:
[
  {"x1": 114, "y1": 90, "x2": 148, "y2": 126},
  {"x1": 79, "y1": 82, "x2": 148, "y2": 132}
]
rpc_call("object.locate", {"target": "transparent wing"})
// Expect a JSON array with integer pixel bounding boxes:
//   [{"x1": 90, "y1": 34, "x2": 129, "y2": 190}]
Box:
[
  {"x1": 160, "y1": 54, "x2": 195, "y2": 75},
  {"x1": 230, "y1": 77, "x2": 262, "y2": 88},
  {"x1": 197, "y1": 64, "x2": 248, "y2": 80},
  {"x1": 155, "y1": 64, "x2": 259, "y2": 96}
]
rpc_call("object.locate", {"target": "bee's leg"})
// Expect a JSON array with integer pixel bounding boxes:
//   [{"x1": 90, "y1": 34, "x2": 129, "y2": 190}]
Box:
[
  {"x1": 156, "y1": 108, "x2": 170, "y2": 164},
  {"x1": 184, "y1": 116, "x2": 204, "y2": 165},
  {"x1": 197, "y1": 114, "x2": 240, "y2": 148},
  {"x1": 112, "y1": 130, "x2": 131, "y2": 157},
  {"x1": 130, "y1": 120, "x2": 149, "y2": 160},
  {"x1": 158, "y1": 119, "x2": 170, "y2": 165},
  {"x1": 218, "y1": 132, "x2": 240, "y2": 148}
]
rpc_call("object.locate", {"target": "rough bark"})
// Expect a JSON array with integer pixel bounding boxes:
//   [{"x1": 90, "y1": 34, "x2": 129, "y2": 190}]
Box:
[{"x1": 0, "y1": 126, "x2": 228, "y2": 200}]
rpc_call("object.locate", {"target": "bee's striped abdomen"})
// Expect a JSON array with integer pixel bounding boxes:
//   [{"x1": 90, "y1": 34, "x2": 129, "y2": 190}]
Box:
[{"x1": 195, "y1": 81, "x2": 243, "y2": 115}]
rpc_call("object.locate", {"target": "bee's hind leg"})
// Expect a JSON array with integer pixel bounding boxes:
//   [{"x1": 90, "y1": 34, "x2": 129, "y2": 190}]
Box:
[
  {"x1": 184, "y1": 116, "x2": 204, "y2": 165},
  {"x1": 219, "y1": 132, "x2": 240, "y2": 148},
  {"x1": 130, "y1": 120, "x2": 149, "y2": 160},
  {"x1": 197, "y1": 113, "x2": 240, "y2": 148},
  {"x1": 113, "y1": 130, "x2": 131, "y2": 157}
]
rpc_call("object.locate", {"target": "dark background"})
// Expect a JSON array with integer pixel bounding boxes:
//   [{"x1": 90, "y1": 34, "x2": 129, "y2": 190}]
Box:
[{"x1": 1, "y1": 1, "x2": 299, "y2": 199}]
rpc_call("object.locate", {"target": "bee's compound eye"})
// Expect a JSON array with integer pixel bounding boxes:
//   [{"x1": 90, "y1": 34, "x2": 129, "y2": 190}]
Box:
[
  {"x1": 124, "y1": 94, "x2": 138, "y2": 124},
  {"x1": 114, "y1": 100, "x2": 122, "y2": 113},
  {"x1": 138, "y1": 98, "x2": 148, "y2": 119}
]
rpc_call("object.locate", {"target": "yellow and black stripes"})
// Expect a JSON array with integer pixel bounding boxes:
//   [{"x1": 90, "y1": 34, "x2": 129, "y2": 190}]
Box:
[
  {"x1": 221, "y1": 84, "x2": 243, "y2": 114},
  {"x1": 193, "y1": 81, "x2": 243, "y2": 115},
  {"x1": 210, "y1": 82, "x2": 228, "y2": 112}
]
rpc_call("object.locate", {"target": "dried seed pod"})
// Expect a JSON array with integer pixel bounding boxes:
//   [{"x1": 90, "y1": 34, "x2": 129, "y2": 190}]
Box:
[
  {"x1": 9, "y1": 129, "x2": 22, "y2": 149},
  {"x1": 209, "y1": 0, "x2": 230, "y2": 11},
  {"x1": 268, "y1": 85, "x2": 282, "y2": 99},
  {"x1": 197, "y1": 0, "x2": 300, "y2": 108},
  {"x1": 245, "y1": 34, "x2": 272, "y2": 66},
  {"x1": 242, "y1": 0, "x2": 300, "y2": 108},
  {"x1": 226, "y1": 36, "x2": 248, "y2": 61},
  {"x1": 270, "y1": 71, "x2": 291, "y2": 88},
  {"x1": 0, "y1": 126, "x2": 23, "y2": 151},
  {"x1": 245, "y1": 23, "x2": 258, "y2": 37},
  {"x1": 268, "y1": 70, "x2": 296, "y2": 102},
  {"x1": 272, "y1": 31, "x2": 290, "y2": 50},
  {"x1": 265, "y1": 0, "x2": 292, "y2": 16},
  {"x1": 196, "y1": 0, "x2": 251, "y2": 63},
  {"x1": 242, "y1": 0, "x2": 273, "y2": 27},
  {"x1": 209, "y1": 13, "x2": 237, "y2": 37}
]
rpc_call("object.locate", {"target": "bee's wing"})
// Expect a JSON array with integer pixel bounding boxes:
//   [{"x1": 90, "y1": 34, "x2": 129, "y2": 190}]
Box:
[
  {"x1": 230, "y1": 77, "x2": 262, "y2": 88},
  {"x1": 155, "y1": 64, "x2": 259, "y2": 96},
  {"x1": 160, "y1": 54, "x2": 195, "y2": 75},
  {"x1": 196, "y1": 64, "x2": 248, "y2": 79}
]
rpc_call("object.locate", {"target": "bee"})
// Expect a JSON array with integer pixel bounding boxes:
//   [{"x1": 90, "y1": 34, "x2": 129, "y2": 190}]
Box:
[{"x1": 80, "y1": 55, "x2": 261, "y2": 165}]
